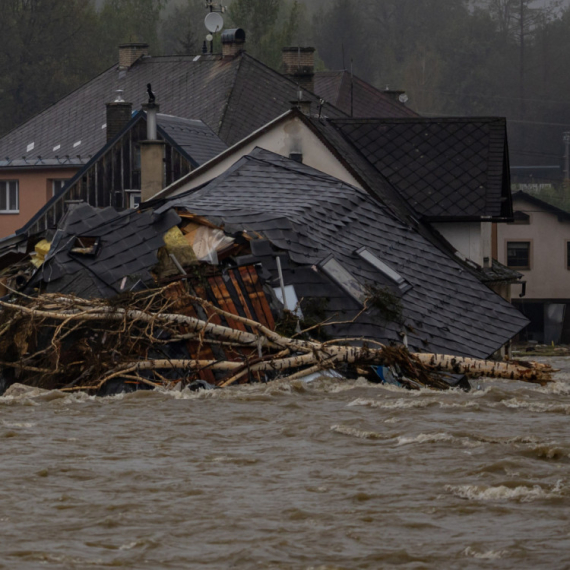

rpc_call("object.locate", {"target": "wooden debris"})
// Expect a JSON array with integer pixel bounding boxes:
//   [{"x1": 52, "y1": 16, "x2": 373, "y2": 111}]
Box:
[{"x1": 0, "y1": 285, "x2": 555, "y2": 394}]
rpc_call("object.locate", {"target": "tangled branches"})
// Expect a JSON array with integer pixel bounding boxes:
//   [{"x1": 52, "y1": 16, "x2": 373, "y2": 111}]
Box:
[{"x1": 0, "y1": 284, "x2": 556, "y2": 394}]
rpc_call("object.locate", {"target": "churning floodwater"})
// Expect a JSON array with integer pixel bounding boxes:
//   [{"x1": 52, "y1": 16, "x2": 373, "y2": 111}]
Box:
[{"x1": 1, "y1": 358, "x2": 570, "y2": 569}]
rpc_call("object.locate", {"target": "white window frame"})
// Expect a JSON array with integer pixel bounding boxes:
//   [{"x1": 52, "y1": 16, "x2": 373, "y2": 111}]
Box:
[
  {"x1": 126, "y1": 190, "x2": 141, "y2": 209},
  {"x1": 319, "y1": 255, "x2": 366, "y2": 305},
  {"x1": 0, "y1": 180, "x2": 19, "y2": 214},
  {"x1": 355, "y1": 247, "x2": 412, "y2": 293},
  {"x1": 51, "y1": 179, "x2": 69, "y2": 197}
]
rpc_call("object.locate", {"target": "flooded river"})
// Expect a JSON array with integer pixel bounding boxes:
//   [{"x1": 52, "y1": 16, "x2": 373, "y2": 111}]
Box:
[{"x1": 1, "y1": 358, "x2": 570, "y2": 569}]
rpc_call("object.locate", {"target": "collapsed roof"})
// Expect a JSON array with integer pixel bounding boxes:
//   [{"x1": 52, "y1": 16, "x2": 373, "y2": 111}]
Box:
[{"x1": 155, "y1": 148, "x2": 528, "y2": 359}]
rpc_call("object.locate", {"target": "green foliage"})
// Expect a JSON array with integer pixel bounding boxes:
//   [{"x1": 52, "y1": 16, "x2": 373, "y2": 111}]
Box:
[
  {"x1": 160, "y1": 0, "x2": 204, "y2": 55},
  {"x1": 275, "y1": 297, "x2": 331, "y2": 341},
  {"x1": 364, "y1": 284, "x2": 404, "y2": 324},
  {"x1": 0, "y1": 0, "x2": 103, "y2": 134}
]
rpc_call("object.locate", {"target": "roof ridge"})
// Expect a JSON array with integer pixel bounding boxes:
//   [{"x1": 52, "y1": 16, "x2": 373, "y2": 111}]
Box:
[
  {"x1": 216, "y1": 52, "x2": 246, "y2": 137},
  {"x1": 0, "y1": 62, "x2": 118, "y2": 145}
]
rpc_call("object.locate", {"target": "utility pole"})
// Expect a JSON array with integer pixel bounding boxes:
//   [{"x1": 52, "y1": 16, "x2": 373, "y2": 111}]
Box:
[
  {"x1": 564, "y1": 131, "x2": 570, "y2": 186},
  {"x1": 520, "y1": 0, "x2": 526, "y2": 146}
]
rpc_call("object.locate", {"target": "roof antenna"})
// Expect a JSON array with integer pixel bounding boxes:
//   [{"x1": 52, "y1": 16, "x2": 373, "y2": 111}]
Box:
[
  {"x1": 350, "y1": 58, "x2": 354, "y2": 118},
  {"x1": 318, "y1": 98, "x2": 325, "y2": 120}
]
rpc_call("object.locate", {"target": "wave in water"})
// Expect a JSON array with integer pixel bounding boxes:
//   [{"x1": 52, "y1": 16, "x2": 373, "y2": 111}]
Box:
[{"x1": 446, "y1": 480, "x2": 566, "y2": 503}]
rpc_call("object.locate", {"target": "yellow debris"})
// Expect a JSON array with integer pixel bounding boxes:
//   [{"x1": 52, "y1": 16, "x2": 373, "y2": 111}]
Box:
[{"x1": 31, "y1": 240, "x2": 51, "y2": 268}]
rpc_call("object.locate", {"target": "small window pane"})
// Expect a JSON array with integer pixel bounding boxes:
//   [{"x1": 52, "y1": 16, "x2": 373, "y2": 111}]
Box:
[
  {"x1": 52, "y1": 180, "x2": 68, "y2": 197},
  {"x1": 320, "y1": 257, "x2": 366, "y2": 304},
  {"x1": 9, "y1": 182, "x2": 18, "y2": 211},
  {"x1": 507, "y1": 242, "x2": 530, "y2": 268},
  {"x1": 0, "y1": 183, "x2": 6, "y2": 211}
]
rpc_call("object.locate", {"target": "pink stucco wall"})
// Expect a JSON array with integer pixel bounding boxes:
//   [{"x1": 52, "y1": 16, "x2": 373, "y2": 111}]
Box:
[{"x1": 0, "y1": 168, "x2": 78, "y2": 238}]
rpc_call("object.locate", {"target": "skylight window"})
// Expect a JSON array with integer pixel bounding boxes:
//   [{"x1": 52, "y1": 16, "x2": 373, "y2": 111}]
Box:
[
  {"x1": 73, "y1": 141, "x2": 82, "y2": 148},
  {"x1": 53, "y1": 144, "x2": 61, "y2": 152},
  {"x1": 319, "y1": 255, "x2": 366, "y2": 305},
  {"x1": 26, "y1": 142, "x2": 34, "y2": 152},
  {"x1": 356, "y1": 247, "x2": 411, "y2": 293},
  {"x1": 102, "y1": 124, "x2": 107, "y2": 130}
]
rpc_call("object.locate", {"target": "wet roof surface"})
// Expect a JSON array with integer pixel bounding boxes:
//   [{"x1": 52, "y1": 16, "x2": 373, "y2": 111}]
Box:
[
  {"x1": 161, "y1": 148, "x2": 527, "y2": 359},
  {"x1": 314, "y1": 71, "x2": 418, "y2": 119},
  {"x1": 327, "y1": 117, "x2": 511, "y2": 220},
  {"x1": 30, "y1": 204, "x2": 180, "y2": 298},
  {"x1": 157, "y1": 114, "x2": 227, "y2": 166}
]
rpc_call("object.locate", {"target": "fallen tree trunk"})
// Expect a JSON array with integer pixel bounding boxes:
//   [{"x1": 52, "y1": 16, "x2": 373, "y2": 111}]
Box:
[{"x1": 0, "y1": 286, "x2": 556, "y2": 393}]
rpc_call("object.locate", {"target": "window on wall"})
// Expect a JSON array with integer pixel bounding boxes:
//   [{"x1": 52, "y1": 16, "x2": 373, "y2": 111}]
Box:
[
  {"x1": 126, "y1": 190, "x2": 141, "y2": 209},
  {"x1": 507, "y1": 241, "x2": 531, "y2": 269},
  {"x1": 51, "y1": 179, "x2": 69, "y2": 197},
  {"x1": 0, "y1": 180, "x2": 19, "y2": 213}
]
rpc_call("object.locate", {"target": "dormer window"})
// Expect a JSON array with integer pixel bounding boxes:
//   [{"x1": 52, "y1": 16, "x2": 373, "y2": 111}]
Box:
[
  {"x1": 356, "y1": 247, "x2": 411, "y2": 293},
  {"x1": 319, "y1": 255, "x2": 366, "y2": 305}
]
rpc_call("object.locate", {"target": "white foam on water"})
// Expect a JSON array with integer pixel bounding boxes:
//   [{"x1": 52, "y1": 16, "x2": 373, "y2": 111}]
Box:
[
  {"x1": 396, "y1": 432, "x2": 482, "y2": 448},
  {"x1": 463, "y1": 546, "x2": 508, "y2": 559},
  {"x1": 1, "y1": 421, "x2": 35, "y2": 428},
  {"x1": 348, "y1": 397, "x2": 438, "y2": 410},
  {"x1": 330, "y1": 424, "x2": 390, "y2": 440},
  {"x1": 446, "y1": 480, "x2": 565, "y2": 503},
  {"x1": 501, "y1": 398, "x2": 570, "y2": 414}
]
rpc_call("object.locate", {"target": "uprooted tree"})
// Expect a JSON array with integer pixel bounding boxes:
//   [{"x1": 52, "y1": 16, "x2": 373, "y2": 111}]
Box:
[{"x1": 0, "y1": 284, "x2": 555, "y2": 394}]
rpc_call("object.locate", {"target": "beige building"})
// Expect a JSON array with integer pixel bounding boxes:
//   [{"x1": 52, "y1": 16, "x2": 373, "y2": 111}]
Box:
[{"x1": 496, "y1": 191, "x2": 570, "y2": 343}]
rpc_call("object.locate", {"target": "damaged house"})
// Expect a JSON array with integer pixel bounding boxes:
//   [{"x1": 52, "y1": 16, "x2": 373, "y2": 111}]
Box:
[
  {"x1": 158, "y1": 109, "x2": 523, "y2": 302},
  {"x1": 19, "y1": 149, "x2": 527, "y2": 378}
]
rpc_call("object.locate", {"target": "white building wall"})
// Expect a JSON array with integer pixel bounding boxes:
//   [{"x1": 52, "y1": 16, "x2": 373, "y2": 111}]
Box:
[
  {"x1": 167, "y1": 116, "x2": 363, "y2": 196},
  {"x1": 433, "y1": 222, "x2": 483, "y2": 266},
  {"x1": 496, "y1": 196, "x2": 570, "y2": 300}
]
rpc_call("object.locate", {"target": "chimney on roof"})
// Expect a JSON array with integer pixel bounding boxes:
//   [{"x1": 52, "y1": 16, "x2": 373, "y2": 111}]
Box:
[
  {"x1": 106, "y1": 95, "x2": 133, "y2": 142},
  {"x1": 282, "y1": 47, "x2": 315, "y2": 92},
  {"x1": 141, "y1": 101, "x2": 165, "y2": 202},
  {"x1": 222, "y1": 28, "x2": 246, "y2": 58},
  {"x1": 119, "y1": 43, "x2": 149, "y2": 70}
]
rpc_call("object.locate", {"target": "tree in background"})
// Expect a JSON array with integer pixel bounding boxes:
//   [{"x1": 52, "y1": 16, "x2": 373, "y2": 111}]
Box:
[
  {"x1": 228, "y1": 0, "x2": 305, "y2": 69},
  {"x1": 97, "y1": 0, "x2": 166, "y2": 59},
  {"x1": 160, "y1": 0, "x2": 204, "y2": 55},
  {"x1": 0, "y1": 0, "x2": 102, "y2": 135}
]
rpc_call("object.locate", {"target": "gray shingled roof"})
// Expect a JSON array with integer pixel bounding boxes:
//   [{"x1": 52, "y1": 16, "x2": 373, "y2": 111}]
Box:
[
  {"x1": 29, "y1": 203, "x2": 180, "y2": 298},
  {"x1": 159, "y1": 148, "x2": 528, "y2": 359},
  {"x1": 314, "y1": 71, "x2": 418, "y2": 119},
  {"x1": 157, "y1": 114, "x2": 227, "y2": 166},
  {"x1": 0, "y1": 53, "x2": 345, "y2": 164},
  {"x1": 327, "y1": 117, "x2": 513, "y2": 221}
]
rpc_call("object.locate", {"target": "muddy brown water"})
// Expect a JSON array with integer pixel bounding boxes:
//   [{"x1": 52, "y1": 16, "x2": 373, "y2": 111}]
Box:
[{"x1": 1, "y1": 358, "x2": 570, "y2": 569}]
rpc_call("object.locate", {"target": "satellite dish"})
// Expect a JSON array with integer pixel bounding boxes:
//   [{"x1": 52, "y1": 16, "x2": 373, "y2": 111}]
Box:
[
  {"x1": 399, "y1": 93, "x2": 409, "y2": 104},
  {"x1": 205, "y1": 12, "x2": 224, "y2": 33}
]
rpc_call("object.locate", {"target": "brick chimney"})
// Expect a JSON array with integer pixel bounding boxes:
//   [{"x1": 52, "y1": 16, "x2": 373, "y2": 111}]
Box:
[
  {"x1": 119, "y1": 43, "x2": 149, "y2": 70},
  {"x1": 140, "y1": 102, "x2": 165, "y2": 202},
  {"x1": 282, "y1": 47, "x2": 315, "y2": 92},
  {"x1": 106, "y1": 100, "x2": 133, "y2": 142},
  {"x1": 221, "y1": 29, "x2": 246, "y2": 59}
]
